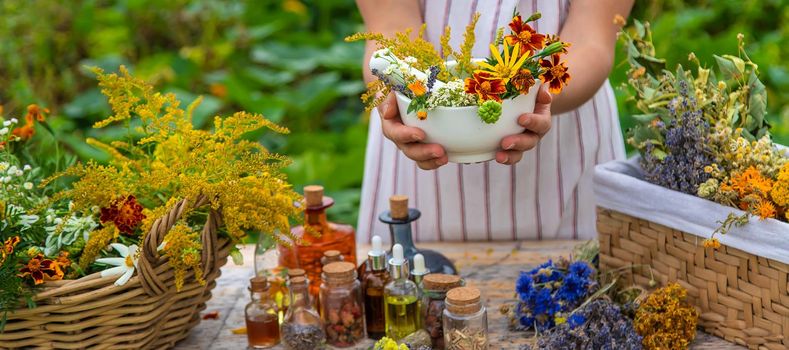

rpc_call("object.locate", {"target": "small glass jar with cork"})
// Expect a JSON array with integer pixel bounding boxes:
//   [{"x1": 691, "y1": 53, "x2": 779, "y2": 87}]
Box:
[
  {"x1": 281, "y1": 275, "x2": 325, "y2": 350},
  {"x1": 443, "y1": 286, "x2": 488, "y2": 350},
  {"x1": 421, "y1": 274, "x2": 463, "y2": 349},
  {"x1": 319, "y1": 261, "x2": 366, "y2": 347},
  {"x1": 245, "y1": 277, "x2": 280, "y2": 349}
]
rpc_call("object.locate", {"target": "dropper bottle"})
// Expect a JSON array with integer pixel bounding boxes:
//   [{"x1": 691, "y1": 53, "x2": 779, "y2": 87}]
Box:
[
  {"x1": 384, "y1": 244, "x2": 420, "y2": 341},
  {"x1": 411, "y1": 253, "x2": 429, "y2": 287},
  {"x1": 361, "y1": 235, "x2": 390, "y2": 340}
]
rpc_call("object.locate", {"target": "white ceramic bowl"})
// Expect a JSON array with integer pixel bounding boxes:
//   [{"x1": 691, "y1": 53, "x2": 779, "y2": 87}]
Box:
[{"x1": 395, "y1": 80, "x2": 541, "y2": 164}]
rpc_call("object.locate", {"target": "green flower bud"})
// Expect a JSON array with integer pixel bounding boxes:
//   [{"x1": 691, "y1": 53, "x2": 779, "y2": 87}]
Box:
[{"x1": 478, "y1": 100, "x2": 502, "y2": 124}]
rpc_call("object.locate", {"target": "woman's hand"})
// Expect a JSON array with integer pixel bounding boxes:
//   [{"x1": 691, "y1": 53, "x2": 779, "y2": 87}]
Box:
[
  {"x1": 378, "y1": 93, "x2": 449, "y2": 170},
  {"x1": 495, "y1": 84, "x2": 553, "y2": 165},
  {"x1": 379, "y1": 84, "x2": 553, "y2": 169}
]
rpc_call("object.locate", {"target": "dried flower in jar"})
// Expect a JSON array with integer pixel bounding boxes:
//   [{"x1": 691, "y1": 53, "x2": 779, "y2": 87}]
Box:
[
  {"x1": 446, "y1": 327, "x2": 487, "y2": 350},
  {"x1": 281, "y1": 323, "x2": 325, "y2": 350},
  {"x1": 325, "y1": 297, "x2": 365, "y2": 346}
]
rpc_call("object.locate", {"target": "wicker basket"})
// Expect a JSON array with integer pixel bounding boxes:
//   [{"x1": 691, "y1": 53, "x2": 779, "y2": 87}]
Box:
[
  {"x1": 598, "y1": 208, "x2": 788, "y2": 350},
  {"x1": 0, "y1": 196, "x2": 230, "y2": 350}
]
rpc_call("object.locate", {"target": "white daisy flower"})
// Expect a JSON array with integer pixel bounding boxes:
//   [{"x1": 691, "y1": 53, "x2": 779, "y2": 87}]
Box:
[
  {"x1": 10, "y1": 118, "x2": 17, "y2": 124},
  {"x1": 23, "y1": 182, "x2": 33, "y2": 190},
  {"x1": 23, "y1": 164, "x2": 31, "y2": 171},
  {"x1": 2, "y1": 121, "x2": 9, "y2": 127},
  {"x1": 0, "y1": 127, "x2": 7, "y2": 135},
  {"x1": 96, "y1": 244, "x2": 139, "y2": 286}
]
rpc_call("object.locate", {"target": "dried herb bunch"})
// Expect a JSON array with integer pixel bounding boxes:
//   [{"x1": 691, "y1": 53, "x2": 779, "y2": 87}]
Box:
[{"x1": 634, "y1": 283, "x2": 698, "y2": 350}]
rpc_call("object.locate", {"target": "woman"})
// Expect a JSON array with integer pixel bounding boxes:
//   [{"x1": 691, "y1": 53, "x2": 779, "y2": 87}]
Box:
[{"x1": 356, "y1": 0, "x2": 634, "y2": 243}]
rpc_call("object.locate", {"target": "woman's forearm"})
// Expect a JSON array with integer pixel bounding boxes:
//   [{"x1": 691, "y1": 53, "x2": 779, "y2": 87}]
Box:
[
  {"x1": 357, "y1": 0, "x2": 422, "y2": 84},
  {"x1": 551, "y1": 0, "x2": 634, "y2": 114}
]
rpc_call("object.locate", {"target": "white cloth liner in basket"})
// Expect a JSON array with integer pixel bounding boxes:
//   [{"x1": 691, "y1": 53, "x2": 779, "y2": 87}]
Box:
[{"x1": 594, "y1": 157, "x2": 789, "y2": 265}]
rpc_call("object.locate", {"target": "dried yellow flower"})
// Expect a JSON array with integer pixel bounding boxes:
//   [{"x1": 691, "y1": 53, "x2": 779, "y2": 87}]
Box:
[{"x1": 635, "y1": 283, "x2": 698, "y2": 350}]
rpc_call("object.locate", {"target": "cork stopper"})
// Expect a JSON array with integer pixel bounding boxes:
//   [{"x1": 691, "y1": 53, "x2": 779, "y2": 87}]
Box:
[
  {"x1": 249, "y1": 276, "x2": 268, "y2": 292},
  {"x1": 322, "y1": 261, "x2": 356, "y2": 284},
  {"x1": 290, "y1": 276, "x2": 307, "y2": 285},
  {"x1": 446, "y1": 287, "x2": 482, "y2": 315},
  {"x1": 389, "y1": 195, "x2": 409, "y2": 219},
  {"x1": 423, "y1": 274, "x2": 463, "y2": 292},
  {"x1": 287, "y1": 268, "x2": 306, "y2": 279},
  {"x1": 323, "y1": 250, "x2": 342, "y2": 261},
  {"x1": 304, "y1": 185, "x2": 324, "y2": 207}
]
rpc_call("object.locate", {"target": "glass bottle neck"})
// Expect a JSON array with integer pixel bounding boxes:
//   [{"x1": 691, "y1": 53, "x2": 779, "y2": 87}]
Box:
[
  {"x1": 250, "y1": 289, "x2": 268, "y2": 303},
  {"x1": 389, "y1": 222, "x2": 417, "y2": 254},
  {"x1": 305, "y1": 210, "x2": 329, "y2": 231},
  {"x1": 289, "y1": 283, "x2": 312, "y2": 309}
]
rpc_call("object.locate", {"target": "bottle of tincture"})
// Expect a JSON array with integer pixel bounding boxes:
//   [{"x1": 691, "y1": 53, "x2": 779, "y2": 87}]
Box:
[
  {"x1": 361, "y1": 235, "x2": 390, "y2": 340},
  {"x1": 381, "y1": 195, "x2": 456, "y2": 275},
  {"x1": 411, "y1": 253, "x2": 429, "y2": 288},
  {"x1": 281, "y1": 276, "x2": 326, "y2": 350},
  {"x1": 279, "y1": 185, "x2": 357, "y2": 301},
  {"x1": 384, "y1": 244, "x2": 420, "y2": 341},
  {"x1": 245, "y1": 277, "x2": 280, "y2": 349}
]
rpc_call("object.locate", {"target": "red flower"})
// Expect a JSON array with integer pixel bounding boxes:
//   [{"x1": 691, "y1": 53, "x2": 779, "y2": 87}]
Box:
[
  {"x1": 539, "y1": 55, "x2": 571, "y2": 94},
  {"x1": 100, "y1": 195, "x2": 146, "y2": 235},
  {"x1": 505, "y1": 15, "x2": 545, "y2": 54},
  {"x1": 18, "y1": 253, "x2": 63, "y2": 285},
  {"x1": 511, "y1": 68, "x2": 536, "y2": 94},
  {"x1": 465, "y1": 72, "x2": 507, "y2": 102}
]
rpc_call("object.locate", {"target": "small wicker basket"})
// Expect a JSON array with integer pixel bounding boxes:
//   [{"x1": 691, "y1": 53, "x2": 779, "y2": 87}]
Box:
[
  {"x1": 0, "y1": 196, "x2": 230, "y2": 349},
  {"x1": 598, "y1": 208, "x2": 788, "y2": 350}
]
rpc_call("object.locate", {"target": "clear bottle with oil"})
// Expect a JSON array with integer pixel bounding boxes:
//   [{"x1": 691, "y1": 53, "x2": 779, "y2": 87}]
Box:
[
  {"x1": 245, "y1": 277, "x2": 280, "y2": 349},
  {"x1": 384, "y1": 244, "x2": 420, "y2": 341}
]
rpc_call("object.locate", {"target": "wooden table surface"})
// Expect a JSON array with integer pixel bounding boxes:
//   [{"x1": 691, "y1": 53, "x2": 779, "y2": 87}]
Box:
[{"x1": 175, "y1": 241, "x2": 743, "y2": 349}]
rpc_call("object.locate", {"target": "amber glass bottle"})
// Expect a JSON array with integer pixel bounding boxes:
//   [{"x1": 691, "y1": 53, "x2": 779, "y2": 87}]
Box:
[
  {"x1": 245, "y1": 277, "x2": 280, "y2": 349},
  {"x1": 279, "y1": 185, "x2": 357, "y2": 302},
  {"x1": 361, "y1": 235, "x2": 390, "y2": 339}
]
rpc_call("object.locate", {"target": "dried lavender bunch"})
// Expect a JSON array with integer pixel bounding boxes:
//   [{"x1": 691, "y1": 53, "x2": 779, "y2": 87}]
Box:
[
  {"x1": 640, "y1": 81, "x2": 712, "y2": 195},
  {"x1": 523, "y1": 299, "x2": 643, "y2": 350}
]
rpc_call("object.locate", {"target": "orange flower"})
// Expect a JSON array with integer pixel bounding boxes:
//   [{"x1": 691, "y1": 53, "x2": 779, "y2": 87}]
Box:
[
  {"x1": 511, "y1": 68, "x2": 535, "y2": 94},
  {"x1": 18, "y1": 253, "x2": 63, "y2": 285},
  {"x1": 703, "y1": 238, "x2": 721, "y2": 249},
  {"x1": 539, "y1": 54, "x2": 571, "y2": 94},
  {"x1": 416, "y1": 110, "x2": 427, "y2": 120},
  {"x1": 26, "y1": 104, "x2": 49, "y2": 122},
  {"x1": 755, "y1": 200, "x2": 776, "y2": 220},
  {"x1": 407, "y1": 80, "x2": 427, "y2": 97},
  {"x1": 544, "y1": 34, "x2": 568, "y2": 54},
  {"x1": 56, "y1": 251, "x2": 72, "y2": 269},
  {"x1": 464, "y1": 72, "x2": 506, "y2": 102},
  {"x1": 100, "y1": 195, "x2": 146, "y2": 235},
  {"x1": 1, "y1": 236, "x2": 21, "y2": 267},
  {"x1": 505, "y1": 15, "x2": 545, "y2": 54},
  {"x1": 12, "y1": 123, "x2": 35, "y2": 140}
]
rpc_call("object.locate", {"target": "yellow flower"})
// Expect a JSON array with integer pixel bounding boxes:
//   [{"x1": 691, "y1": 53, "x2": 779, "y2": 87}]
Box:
[
  {"x1": 635, "y1": 283, "x2": 698, "y2": 350},
  {"x1": 703, "y1": 238, "x2": 721, "y2": 249},
  {"x1": 416, "y1": 110, "x2": 427, "y2": 120},
  {"x1": 755, "y1": 200, "x2": 776, "y2": 220},
  {"x1": 475, "y1": 41, "x2": 530, "y2": 83},
  {"x1": 407, "y1": 80, "x2": 427, "y2": 97}
]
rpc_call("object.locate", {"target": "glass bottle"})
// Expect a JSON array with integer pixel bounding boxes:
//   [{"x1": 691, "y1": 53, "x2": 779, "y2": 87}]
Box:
[
  {"x1": 381, "y1": 195, "x2": 456, "y2": 275},
  {"x1": 443, "y1": 287, "x2": 488, "y2": 350},
  {"x1": 245, "y1": 277, "x2": 280, "y2": 349},
  {"x1": 321, "y1": 250, "x2": 344, "y2": 266},
  {"x1": 411, "y1": 253, "x2": 429, "y2": 288},
  {"x1": 279, "y1": 185, "x2": 357, "y2": 302},
  {"x1": 421, "y1": 274, "x2": 463, "y2": 349},
  {"x1": 254, "y1": 233, "x2": 287, "y2": 324},
  {"x1": 384, "y1": 244, "x2": 420, "y2": 341},
  {"x1": 361, "y1": 235, "x2": 390, "y2": 340},
  {"x1": 320, "y1": 261, "x2": 366, "y2": 347},
  {"x1": 281, "y1": 276, "x2": 326, "y2": 350}
]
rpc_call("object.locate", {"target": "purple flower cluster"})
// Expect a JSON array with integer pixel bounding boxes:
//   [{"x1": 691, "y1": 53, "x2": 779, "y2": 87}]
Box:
[
  {"x1": 641, "y1": 80, "x2": 712, "y2": 194},
  {"x1": 426, "y1": 66, "x2": 439, "y2": 91},
  {"x1": 371, "y1": 68, "x2": 408, "y2": 95},
  {"x1": 515, "y1": 260, "x2": 597, "y2": 332},
  {"x1": 524, "y1": 300, "x2": 643, "y2": 350}
]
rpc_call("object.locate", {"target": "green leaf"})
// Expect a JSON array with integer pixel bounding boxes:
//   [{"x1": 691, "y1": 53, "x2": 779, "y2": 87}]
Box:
[
  {"x1": 230, "y1": 246, "x2": 244, "y2": 266},
  {"x1": 722, "y1": 54, "x2": 746, "y2": 74},
  {"x1": 631, "y1": 113, "x2": 659, "y2": 124},
  {"x1": 714, "y1": 55, "x2": 740, "y2": 80},
  {"x1": 650, "y1": 148, "x2": 668, "y2": 161}
]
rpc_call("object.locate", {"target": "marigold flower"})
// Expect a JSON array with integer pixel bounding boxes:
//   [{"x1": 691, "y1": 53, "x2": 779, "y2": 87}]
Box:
[
  {"x1": 56, "y1": 251, "x2": 72, "y2": 269},
  {"x1": 540, "y1": 54, "x2": 571, "y2": 94},
  {"x1": 505, "y1": 15, "x2": 545, "y2": 53},
  {"x1": 100, "y1": 195, "x2": 146, "y2": 235},
  {"x1": 416, "y1": 110, "x2": 427, "y2": 120},
  {"x1": 755, "y1": 200, "x2": 776, "y2": 220},
  {"x1": 464, "y1": 72, "x2": 506, "y2": 102},
  {"x1": 12, "y1": 123, "x2": 35, "y2": 140},
  {"x1": 511, "y1": 68, "x2": 535, "y2": 94},
  {"x1": 407, "y1": 80, "x2": 427, "y2": 97},
  {"x1": 26, "y1": 104, "x2": 49, "y2": 122},
  {"x1": 1, "y1": 236, "x2": 20, "y2": 267},
  {"x1": 18, "y1": 253, "x2": 63, "y2": 285}
]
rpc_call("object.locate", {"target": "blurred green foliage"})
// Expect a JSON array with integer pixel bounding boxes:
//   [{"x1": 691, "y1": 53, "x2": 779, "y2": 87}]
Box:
[
  {"x1": 0, "y1": 0, "x2": 368, "y2": 225},
  {"x1": 0, "y1": 0, "x2": 787, "y2": 227}
]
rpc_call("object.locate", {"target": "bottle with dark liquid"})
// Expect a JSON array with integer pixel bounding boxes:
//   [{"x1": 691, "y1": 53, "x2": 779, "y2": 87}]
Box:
[
  {"x1": 381, "y1": 195, "x2": 456, "y2": 275},
  {"x1": 279, "y1": 185, "x2": 357, "y2": 302},
  {"x1": 245, "y1": 277, "x2": 280, "y2": 349},
  {"x1": 361, "y1": 235, "x2": 390, "y2": 339}
]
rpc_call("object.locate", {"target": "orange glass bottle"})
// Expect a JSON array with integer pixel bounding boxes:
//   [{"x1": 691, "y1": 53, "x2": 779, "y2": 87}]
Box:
[{"x1": 279, "y1": 185, "x2": 357, "y2": 302}]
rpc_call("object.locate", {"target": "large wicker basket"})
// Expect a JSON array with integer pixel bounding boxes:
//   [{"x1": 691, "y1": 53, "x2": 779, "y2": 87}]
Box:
[{"x1": 0, "y1": 196, "x2": 230, "y2": 349}]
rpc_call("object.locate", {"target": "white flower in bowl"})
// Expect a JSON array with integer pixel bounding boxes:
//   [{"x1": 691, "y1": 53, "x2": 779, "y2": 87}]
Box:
[{"x1": 96, "y1": 243, "x2": 139, "y2": 286}]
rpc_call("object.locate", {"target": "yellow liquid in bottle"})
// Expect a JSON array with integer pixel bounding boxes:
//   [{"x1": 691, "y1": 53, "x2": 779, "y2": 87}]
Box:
[{"x1": 384, "y1": 294, "x2": 420, "y2": 341}]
